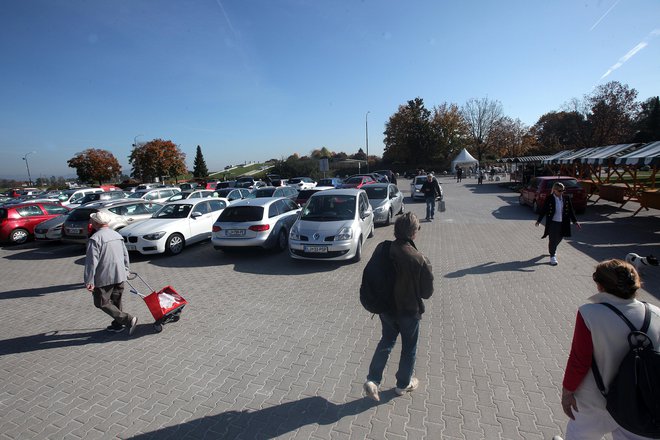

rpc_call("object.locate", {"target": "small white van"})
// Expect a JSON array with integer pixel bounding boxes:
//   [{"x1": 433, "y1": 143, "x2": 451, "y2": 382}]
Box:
[{"x1": 59, "y1": 188, "x2": 105, "y2": 207}]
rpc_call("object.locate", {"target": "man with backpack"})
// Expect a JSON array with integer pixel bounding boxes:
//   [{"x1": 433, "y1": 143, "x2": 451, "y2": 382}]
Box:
[
  {"x1": 362, "y1": 212, "x2": 434, "y2": 401},
  {"x1": 555, "y1": 259, "x2": 660, "y2": 439}
]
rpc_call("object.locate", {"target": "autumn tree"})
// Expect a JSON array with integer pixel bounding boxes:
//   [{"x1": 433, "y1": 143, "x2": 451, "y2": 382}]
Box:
[
  {"x1": 490, "y1": 117, "x2": 533, "y2": 158},
  {"x1": 633, "y1": 96, "x2": 660, "y2": 142},
  {"x1": 431, "y1": 103, "x2": 469, "y2": 166},
  {"x1": 311, "y1": 147, "x2": 333, "y2": 159},
  {"x1": 351, "y1": 148, "x2": 367, "y2": 161},
  {"x1": 129, "y1": 139, "x2": 187, "y2": 183},
  {"x1": 383, "y1": 97, "x2": 436, "y2": 166},
  {"x1": 532, "y1": 111, "x2": 588, "y2": 153},
  {"x1": 67, "y1": 148, "x2": 122, "y2": 185},
  {"x1": 461, "y1": 97, "x2": 503, "y2": 163},
  {"x1": 587, "y1": 81, "x2": 639, "y2": 146},
  {"x1": 192, "y1": 145, "x2": 209, "y2": 178}
]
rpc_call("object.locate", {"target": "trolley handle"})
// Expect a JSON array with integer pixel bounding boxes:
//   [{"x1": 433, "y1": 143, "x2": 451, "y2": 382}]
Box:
[{"x1": 126, "y1": 271, "x2": 155, "y2": 298}]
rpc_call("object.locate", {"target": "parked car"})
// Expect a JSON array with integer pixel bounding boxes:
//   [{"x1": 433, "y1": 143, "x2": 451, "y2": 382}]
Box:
[
  {"x1": 373, "y1": 170, "x2": 397, "y2": 185},
  {"x1": 235, "y1": 176, "x2": 265, "y2": 189},
  {"x1": 128, "y1": 187, "x2": 181, "y2": 203},
  {"x1": 211, "y1": 197, "x2": 301, "y2": 252},
  {"x1": 317, "y1": 177, "x2": 343, "y2": 188},
  {"x1": 215, "y1": 180, "x2": 237, "y2": 189},
  {"x1": 364, "y1": 183, "x2": 405, "y2": 226},
  {"x1": 79, "y1": 190, "x2": 127, "y2": 205},
  {"x1": 166, "y1": 190, "x2": 218, "y2": 202},
  {"x1": 59, "y1": 188, "x2": 105, "y2": 207},
  {"x1": 519, "y1": 176, "x2": 587, "y2": 214},
  {"x1": 246, "y1": 186, "x2": 299, "y2": 202},
  {"x1": 287, "y1": 177, "x2": 317, "y2": 190},
  {"x1": 34, "y1": 214, "x2": 68, "y2": 241},
  {"x1": 410, "y1": 175, "x2": 443, "y2": 201},
  {"x1": 340, "y1": 175, "x2": 377, "y2": 189},
  {"x1": 294, "y1": 186, "x2": 334, "y2": 206},
  {"x1": 120, "y1": 199, "x2": 228, "y2": 255},
  {"x1": 288, "y1": 188, "x2": 374, "y2": 262},
  {"x1": 61, "y1": 200, "x2": 164, "y2": 244},
  {"x1": 178, "y1": 182, "x2": 198, "y2": 191},
  {"x1": 266, "y1": 174, "x2": 285, "y2": 187},
  {"x1": 215, "y1": 188, "x2": 251, "y2": 202},
  {"x1": 0, "y1": 202, "x2": 71, "y2": 244}
]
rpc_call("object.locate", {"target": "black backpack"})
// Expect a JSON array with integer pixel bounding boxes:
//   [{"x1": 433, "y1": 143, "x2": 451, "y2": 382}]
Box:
[
  {"x1": 359, "y1": 240, "x2": 396, "y2": 315},
  {"x1": 592, "y1": 302, "x2": 660, "y2": 438}
]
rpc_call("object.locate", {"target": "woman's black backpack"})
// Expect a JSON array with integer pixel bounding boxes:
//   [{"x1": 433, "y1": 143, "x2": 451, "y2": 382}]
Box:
[{"x1": 591, "y1": 302, "x2": 660, "y2": 438}]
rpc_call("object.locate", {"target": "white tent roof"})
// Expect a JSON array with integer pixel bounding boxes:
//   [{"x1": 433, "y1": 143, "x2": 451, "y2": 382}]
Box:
[{"x1": 451, "y1": 149, "x2": 478, "y2": 168}]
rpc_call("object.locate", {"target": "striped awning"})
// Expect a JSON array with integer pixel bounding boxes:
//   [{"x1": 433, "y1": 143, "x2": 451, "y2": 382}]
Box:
[
  {"x1": 615, "y1": 141, "x2": 660, "y2": 166},
  {"x1": 557, "y1": 147, "x2": 602, "y2": 164},
  {"x1": 542, "y1": 150, "x2": 576, "y2": 164},
  {"x1": 579, "y1": 143, "x2": 640, "y2": 165},
  {"x1": 499, "y1": 155, "x2": 550, "y2": 163}
]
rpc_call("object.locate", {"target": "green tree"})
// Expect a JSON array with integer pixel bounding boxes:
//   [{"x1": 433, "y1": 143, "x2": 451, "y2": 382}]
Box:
[
  {"x1": 587, "y1": 81, "x2": 638, "y2": 146},
  {"x1": 633, "y1": 96, "x2": 660, "y2": 142},
  {"x1": 192, "y1": 145, "x2": 209, "y2": 178},
  {"x1": 67, "y1": 148, "x2": 122, "y2": 185},
  {"x1": 532, "y1": 111, "x2": 588, "y2": 153},
  {"x1": 129, "y1": 139, "x2": 187, "y2": 183},
  {"x1": 383, "y1": 97, "x2": 435, "y2": 166}
]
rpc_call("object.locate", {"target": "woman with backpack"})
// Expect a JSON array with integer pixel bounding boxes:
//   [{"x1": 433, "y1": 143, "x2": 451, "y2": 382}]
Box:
[{"x1": 556, "y1": 259, "x2": 660, "y2": 440}]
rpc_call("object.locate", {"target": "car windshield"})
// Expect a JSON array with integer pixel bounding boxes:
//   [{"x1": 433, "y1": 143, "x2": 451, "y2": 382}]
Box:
[
  {"x1": 344, "y1": 177, "x2": 362, "y2": 184},
  {"x1": 414, "y1": 177, "x2": 427, "y2": 185},
  {"x1": 154, "y1": 204, "x2": 192, "y2": 219},
  {"x1": 301, "y1": 195, "x2": 356, "y2": 221},
  {"x1": 216, "y1": 189, "x2": 233, "y2": 197},
  {"x1": 218, "y1": 206, "x2": 264, "y2": 222},
  {"x1": 247, "y1": 188, "x2": 276, "y2": 198},
  {"x1": 364, "y1": 186, "x2": 388, "y2": 200},
  {"x1": 128, "y1": 191, "x2": 148, "y2": 199},
  {"x1": 67, "y1": 208, "x2": 96, "y2": 221}
]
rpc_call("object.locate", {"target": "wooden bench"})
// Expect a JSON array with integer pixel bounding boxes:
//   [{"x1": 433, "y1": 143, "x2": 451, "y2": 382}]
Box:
[
  {"x1": 597, "y1": 183, "x2": 630, "y2": 205},
  {"x1": 633, "y1": 189, "x2": 660, "y2": 216}
]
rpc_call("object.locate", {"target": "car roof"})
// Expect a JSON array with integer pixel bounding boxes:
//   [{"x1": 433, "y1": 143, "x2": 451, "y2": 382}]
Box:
[
  {"x1": 535, "y1": 176, "x2": 577, "y2": 180},
  {"x1": 226, "y1": 196, "x2": 290, "y2": 207},
  {"x1": 310, "y1": 188, "x2": 363, "y2": 197},
  {"x1": 364, "y1": 183, "x2": 393, "y2": 189}
]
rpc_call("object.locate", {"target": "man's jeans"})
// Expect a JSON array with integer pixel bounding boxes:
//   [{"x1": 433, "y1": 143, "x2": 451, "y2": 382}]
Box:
[
  {"x1": 367, "y1": 313, "x2": 420, "y2": 389},
  {"x1": 425, "y1": 197, "x2": 435, "y2": 220}
]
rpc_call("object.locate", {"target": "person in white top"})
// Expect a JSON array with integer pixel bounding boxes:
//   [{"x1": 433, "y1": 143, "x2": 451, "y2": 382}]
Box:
[{"x1": 535, "y1": 182, "x2": 580, "y2": 266}]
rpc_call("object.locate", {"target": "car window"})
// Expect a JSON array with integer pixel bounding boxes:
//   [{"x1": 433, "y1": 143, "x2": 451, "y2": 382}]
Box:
[
  {"x1": 359, "y1": 193, "x2": 369, "y2": 214},
  {"x1": 155, "y1": 204, "x2": 192, "y2": 219},
  {"x1": 364, "y1": 186, "x2": 387, "y2": 200},
  {"x1": 218, "y1": 206, "x2": 264, "y2": 222},
  {"x1": 67, "y1": 208, "x2": 95, "y2": 221},
  {"x1": 208, "y1": 200, "x2": 227, "y2": 211},
  {"x1": 193, "y1": 201, "x2": 211, "y2": 215},
  {"x1": 269, "y1": 201, "x2": 282, "y2": 218},
  {"x1": 16, "y1": 205, "x2": 44, "y2": 217},
  {"x1": 42, "y1": 204, "x2": 69, "y2": 215},
  {"x1": 283, "y1": 198, "x2": 298, "y2": 212}
]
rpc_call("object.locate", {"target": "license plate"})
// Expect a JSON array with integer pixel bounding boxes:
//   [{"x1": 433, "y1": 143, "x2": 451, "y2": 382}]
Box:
[
  {"x1": 227, "y1": 229, "x2": 245, "y2": 236},
  {"x1": 304, "y1": 245, "x2": 328, "y2": 253},
  {"x1": 126, "y1": 245, "x2": 137, "y2": 251},
  {"x1": 67, "y1": 228, "x2": 82, "y2": 234}
]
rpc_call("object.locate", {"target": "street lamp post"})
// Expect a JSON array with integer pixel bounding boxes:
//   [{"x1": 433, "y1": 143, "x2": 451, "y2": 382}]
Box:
[
  {"x1": 23, "y1": 151, "x2": 35, "y2": 186},
  {"x1": 365, "y1": 111, "x2": 370, "y2": 172}
]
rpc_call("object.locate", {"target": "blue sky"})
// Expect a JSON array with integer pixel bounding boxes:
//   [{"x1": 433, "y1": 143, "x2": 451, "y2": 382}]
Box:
[{"x1": 1, "y1": 0, "x2": 658, "y2": 180}]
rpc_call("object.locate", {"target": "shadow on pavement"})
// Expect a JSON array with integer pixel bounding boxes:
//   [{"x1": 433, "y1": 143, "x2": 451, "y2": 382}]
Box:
[
  {"x1": 445, "y1": 256, "x2": 546, "y2": 278},
  {"x1": 2, "y1": 243, "x2": 84, "y2": 260},
  {"x1": 129, "y1": 392, "x2": 397, "y2": 440},
  {"x1": 0, "y1": 325, "x2": 154, "y2": 356},
  {"x1": 0, "y1": 283, "x2": 82, "y2": 300}
]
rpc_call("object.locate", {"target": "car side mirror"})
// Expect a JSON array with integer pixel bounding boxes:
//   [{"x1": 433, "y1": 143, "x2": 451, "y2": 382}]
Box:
[
  {"x1": 362, "y1": 208, "x2": 372, "y2": 219},
  {"x1": 191, "y1": 211, "x2": 202, "y2": 219}
]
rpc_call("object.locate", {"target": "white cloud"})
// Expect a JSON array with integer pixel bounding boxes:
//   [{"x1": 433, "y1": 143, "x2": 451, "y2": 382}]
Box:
[{"x1": 600, "y1": 29, "x2": 659, "y2": 79}]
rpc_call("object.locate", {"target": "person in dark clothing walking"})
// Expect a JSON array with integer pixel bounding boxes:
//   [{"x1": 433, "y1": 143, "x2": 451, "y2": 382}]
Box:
[
  {"x1": 363, "y1": 212, "x2": 434, "y2": 401},
  {"x1": 420, "y1": 174, "x2": 442, "y2": 221},
  {"x1": 535, "y1": 182, "x2": 581, "y2": 266}
]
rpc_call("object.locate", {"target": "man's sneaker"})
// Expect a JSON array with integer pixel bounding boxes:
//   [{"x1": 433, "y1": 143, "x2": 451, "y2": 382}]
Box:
[
  {"x1": 395, "y1": 377, "x2": 419, "y2": 396},
  {"x1": 550, "y1": 256, "x2": 558, "y2": 266},
  {"x1": 106, "y1": 322, "x2": 124, "y2": 333},
  {"x1": 363, "y1": 381, "x2": 380, "y2": 402},
  {"x1": 128, "y1": 316, "x2": 138, "y2": 335}
]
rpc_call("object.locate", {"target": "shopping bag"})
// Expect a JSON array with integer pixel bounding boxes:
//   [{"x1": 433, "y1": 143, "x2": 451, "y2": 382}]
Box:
[{"x1": 438, "y1": 200, "x2": 446, "y2": 212}]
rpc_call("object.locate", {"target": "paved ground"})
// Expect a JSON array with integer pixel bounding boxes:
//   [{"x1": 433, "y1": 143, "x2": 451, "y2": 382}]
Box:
[{"x1": 1, "y1": 176, "x2": 658, "y2": 440}]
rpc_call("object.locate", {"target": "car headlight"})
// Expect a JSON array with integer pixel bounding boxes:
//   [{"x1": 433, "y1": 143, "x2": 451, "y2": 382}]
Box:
[
  {"x1": 373, "y1": 206, "x2": 385, "y2": 214},
  {"x1": 336, "y1": 226, "x2": 353, "y2": 241},
  {"x1": 289, "y1": 227, "x2": 300, "y2": 241},
  {"x1": 143, "y1": 231, "x2": 166, "y2": 240}
]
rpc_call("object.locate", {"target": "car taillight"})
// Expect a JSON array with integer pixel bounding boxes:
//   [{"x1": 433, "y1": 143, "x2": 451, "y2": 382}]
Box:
[
  {"x1": 88, "y1": 222, "x2": 94, "y2": 234},
  {"x1": 249, "y1": 224, "x2": 270, "y2": 232},
  {"x1": 212, "y1": 225, "x2": 221, "y2": 232}
]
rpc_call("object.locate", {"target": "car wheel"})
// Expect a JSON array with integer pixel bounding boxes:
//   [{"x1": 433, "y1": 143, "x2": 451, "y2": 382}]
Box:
[
  {"x1": 367, "y1": 223, "x2": 374, "y2": 238},
  {"x1": 166, "y1": 233, "x2": 185, "y2": 255},
  {"x1": 352, "y1": 238, "x2": 362, "y2": 263},
  {"x1": 275, "y1": 229, "x2": 288, "y2": 252},
  {"x1": 9, "y1": 228, "x2": 29, "y2": 244},
  {"x1": 399, "y1": 203, "x2": 405, "y2": 214},
  {"x1": 532, "y1": 200, "x2": 539, "y2": 213},
  {"x1": 384, "y1": 209, "x2": 392, "y2": 226}
]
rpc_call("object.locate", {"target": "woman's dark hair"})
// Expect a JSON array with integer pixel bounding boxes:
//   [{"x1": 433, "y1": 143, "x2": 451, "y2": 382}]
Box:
[{"x1": 593, "y1": 259, "x2": 641, "y2": 299}]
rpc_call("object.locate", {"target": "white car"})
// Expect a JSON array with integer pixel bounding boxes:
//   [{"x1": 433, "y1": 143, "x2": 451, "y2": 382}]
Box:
[
  {"x1": 410, "y1": 175, "x2": 443, "y2": 201},
  {"x1": 120, "y1": 198, "x2": 228, "y2": 255},
  {"x1": 289, "y1": 188, "x2": 374, "y2": 262},
  {"x1": 287, "y1": 177, "x2": 317, "y2": 190}
]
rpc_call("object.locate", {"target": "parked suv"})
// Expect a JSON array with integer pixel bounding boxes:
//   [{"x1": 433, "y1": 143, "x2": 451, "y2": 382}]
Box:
[
  {"x1": 0, "y1": 202, "x2": 71, "y2": 244},
  {"x1": 519, "y1": 176, "x2": 587, "y2": 214},
  {"x1": 59, "y1": 188, "x2": 105, "y2": 207},
  {"x1": 127, "y1": 187, "x2": 181, "y2": 203}
]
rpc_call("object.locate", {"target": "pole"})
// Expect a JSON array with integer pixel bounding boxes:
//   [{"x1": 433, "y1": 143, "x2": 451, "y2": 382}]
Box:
[
  {"x1": 23, "y1": 151, "x2": 35, "y2": 186},
  {"x1": 365, "y1": 111, "x2": 370, "y2": 172}
]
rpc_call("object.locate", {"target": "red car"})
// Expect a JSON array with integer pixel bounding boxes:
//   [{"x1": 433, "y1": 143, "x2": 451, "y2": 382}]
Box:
[
  {"x1": 0, "y1": 202, "x2": 71, "y2": 244},
  {"x1": 340, "y1": 175, "x2": 377, "y2": 189},
  {"x1": 519, "y1": 176, "x2": 587, "y2": 214}
]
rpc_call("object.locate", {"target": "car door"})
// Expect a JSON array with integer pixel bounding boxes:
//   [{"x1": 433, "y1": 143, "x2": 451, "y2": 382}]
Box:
[
  {"x1": 357, "y1": 192, "x2": 372, "y2": 242},
  {"x1": 188, "y1": 200, "x2": 215, "y2": 242},
  {"x1": 16, "y1": 204, "x2": 50, "y2": 231},
  {"x1": 389, "y1": 184, "x2": 402, "y2": 213}
]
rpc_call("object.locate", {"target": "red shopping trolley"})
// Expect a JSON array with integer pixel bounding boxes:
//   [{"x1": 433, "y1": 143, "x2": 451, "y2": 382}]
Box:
[{"x1": 126, "y1": 272, "x2": 188, "y2": 333}]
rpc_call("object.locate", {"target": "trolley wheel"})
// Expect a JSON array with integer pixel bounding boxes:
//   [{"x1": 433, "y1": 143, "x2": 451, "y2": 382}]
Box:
[{"x1": 154, "y1": 323, "x2": 163, "y2": 333}]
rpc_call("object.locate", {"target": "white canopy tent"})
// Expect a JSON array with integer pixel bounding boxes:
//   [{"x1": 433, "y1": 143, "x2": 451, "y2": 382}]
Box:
[{"x1": 451, "y1": 148, "x2": 478, "y2": 172}]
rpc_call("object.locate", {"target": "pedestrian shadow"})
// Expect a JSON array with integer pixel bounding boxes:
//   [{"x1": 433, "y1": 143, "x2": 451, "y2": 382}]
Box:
[
  {"x1": 0, "y1": 283, "x2": 81, "y2": 300},
  {"x1": 445, "y1": 256, "x2": 546, "y2": 278},
  {"x1": 0, "y1": 326, "x2": 152, "y2": 356},
  {"x1": 129, "y1": 392, "x2": 397, "y2": 440}
]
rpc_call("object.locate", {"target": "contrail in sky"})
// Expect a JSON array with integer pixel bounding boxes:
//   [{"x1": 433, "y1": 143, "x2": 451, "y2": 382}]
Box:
[
  {"x1": 590, "y1": 0, "x2": 621, "y2": 31},
  {"x1": 215, "y1": 0, "x2": 237, "y2": 37},
  {"x1": 600, "y1": 29, "x2": 660, "y2": 79}
]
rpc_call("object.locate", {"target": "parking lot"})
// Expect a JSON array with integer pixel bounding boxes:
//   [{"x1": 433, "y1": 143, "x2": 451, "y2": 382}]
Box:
[{"x1": 1, "y1": 177, "x2": 658, "y2": 439}]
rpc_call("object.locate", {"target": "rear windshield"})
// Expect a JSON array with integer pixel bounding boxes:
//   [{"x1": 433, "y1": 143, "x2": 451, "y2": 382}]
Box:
[
  {"x1": 67, "y1": 208, "x2": 96, "y2": 221},
  {"x1": 252, "y1": 188, "x2": 276, "y2": 197},
  {"x1": 288, "y1": 178, "x2": 301, "y2": 184},
  {"x1": 218, "y1": 206, "x2": 264, "y2": 222},
  {"x1": 364, "y1": 186, "x2": 387, "y2": 199},
  {"x1": 297, "y1": 189, "x2": 318, "y2": 199},
  {"x1": 344, "y1": 177, "x2": 362, "y2": 184},
  {"x1": 546, "y1": 179, "x2": 581, "y2": 189}
]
